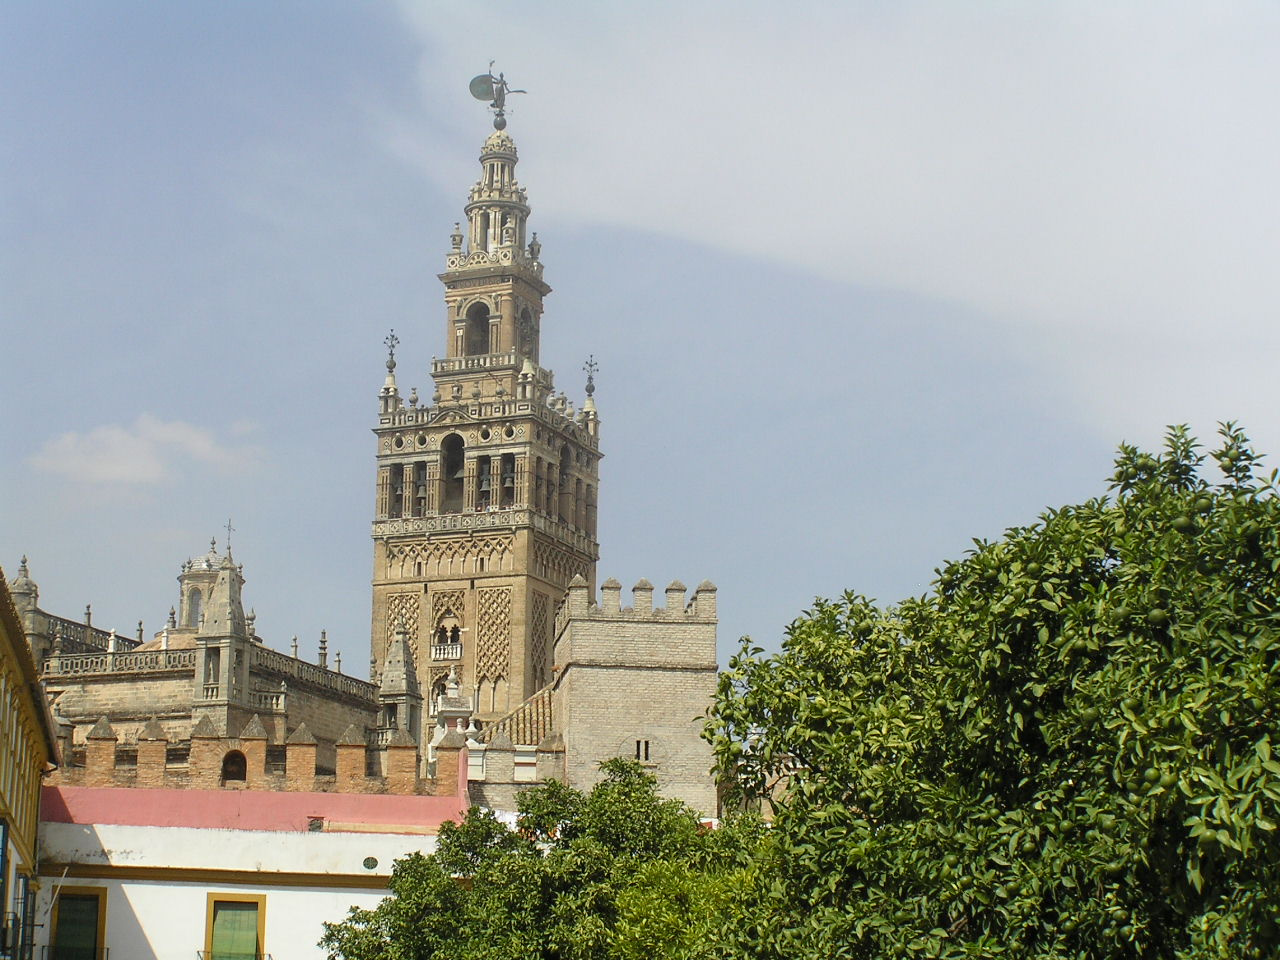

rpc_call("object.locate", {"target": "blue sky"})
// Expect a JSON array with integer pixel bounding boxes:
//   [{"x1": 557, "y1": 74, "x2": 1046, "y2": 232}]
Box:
[{"x1": 4, "y1": 2, "x2": 1279, "y2": 670}]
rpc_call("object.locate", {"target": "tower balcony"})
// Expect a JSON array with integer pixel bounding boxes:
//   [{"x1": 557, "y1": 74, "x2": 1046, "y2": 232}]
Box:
[{"x1": 433, "y1": 351, "x2": 521, "y2": 376}]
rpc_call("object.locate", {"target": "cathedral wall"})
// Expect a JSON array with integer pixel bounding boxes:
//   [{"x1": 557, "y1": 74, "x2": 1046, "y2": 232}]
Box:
[
  {"x1": 557, "y1": 662, "x2": 717, "y2": 815},
  {"x1": 47, "y1": 673, "x2": 196, "y2": 744},
  {"x1": 551, "y1": 581, "x2": 718, "y2": 815},
  {"x1": 266, "y1": 683, "x2": 376, "y2": 768}
]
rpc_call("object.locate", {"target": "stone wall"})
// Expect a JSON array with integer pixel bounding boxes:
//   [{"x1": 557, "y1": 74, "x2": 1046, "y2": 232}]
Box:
[
  {"x1": 47, "y1": 717, "x2": 466, "y2": 799},
  {"x1": 552, "y1": 576, "x2": 718, "y2": 814}
]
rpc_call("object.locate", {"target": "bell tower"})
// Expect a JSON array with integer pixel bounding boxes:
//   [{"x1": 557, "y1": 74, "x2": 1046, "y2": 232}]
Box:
[{"x1": 370, "y1": 80, "x2": 600, "y2": 726}]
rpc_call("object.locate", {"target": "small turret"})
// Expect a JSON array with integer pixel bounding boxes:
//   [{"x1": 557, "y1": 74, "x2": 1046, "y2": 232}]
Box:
[
  {"x1": 378, "y1": 623, "x2": 423, "y2": 742},
  {"x1": 380, "y1": 330, "x2": 402, "y2": 415},
  {"x1": 198, "y1": 554, "x2": 248, "y2": 639},
  {"x1": 177, "y1": 539, "x2": 222, "y2": 631},
  {"x1": 9, "y1": 555, "x2": 38, "y2": 610}
]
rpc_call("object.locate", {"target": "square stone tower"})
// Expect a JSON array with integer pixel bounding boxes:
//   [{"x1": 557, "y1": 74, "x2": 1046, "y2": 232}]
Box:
[{"x1": 371, "y1": 121, "x2": 601, "y2": 725}]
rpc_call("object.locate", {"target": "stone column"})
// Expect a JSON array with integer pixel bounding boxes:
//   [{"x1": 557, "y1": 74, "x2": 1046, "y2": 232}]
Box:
[
  {"x1": 433, "y1": 729, "x2": 467, "y2": 798},
  {"x1": 484, "y1": 730, "x2": 515, "y2": 784},
  {"x1": 385, "y1": 728, "x2": 419, "y2": 795},
  {"x1": 239, "y1": 715, "x2": 269, "y2": 790},
  {"x1": 136, "y1": 719, "x2": 169, "y2": 789},
  {"x1": 536, "y1": 732, "x2": 565, "y2": 784},
  {"x1": 336, "y1": 724, "x2": 367, "y2": 792},
  {"x1": 84, "y1": 718, "x2": 117, "y2": 788},
  {"x1": 285, "y1": 723, "x2": 317, "y2": 792},
  {"x1": 189, "y1": 715, "x2": 223, "y2": 789}
]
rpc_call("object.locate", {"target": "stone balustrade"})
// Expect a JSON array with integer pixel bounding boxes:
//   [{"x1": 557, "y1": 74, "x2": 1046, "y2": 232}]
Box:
[
  {"x1": 44, "y1": 648, "x2": 195, "y2": 677},
  {"x1": 250, "y1": 645, "x2": 377, "y2": 703}
]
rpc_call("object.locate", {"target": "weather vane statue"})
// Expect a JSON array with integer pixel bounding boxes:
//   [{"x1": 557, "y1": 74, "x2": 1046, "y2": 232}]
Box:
[{"x1": 469, "y1": 62, "x2": 526, "y2": 130}]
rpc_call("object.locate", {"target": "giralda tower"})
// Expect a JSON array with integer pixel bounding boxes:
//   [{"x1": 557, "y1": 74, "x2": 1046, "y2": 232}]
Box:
[{"x1": 369, "y1": 75, "x2": 600, "y2": 726}]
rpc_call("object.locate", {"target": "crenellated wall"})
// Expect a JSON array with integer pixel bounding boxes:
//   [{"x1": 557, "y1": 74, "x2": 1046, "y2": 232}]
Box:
[
  {"x1": 46, "y1": 716, "x2": 467, "y2": 798},
  {"x1": 550, "y1": 575, "x2": 719, "y2": 814}
]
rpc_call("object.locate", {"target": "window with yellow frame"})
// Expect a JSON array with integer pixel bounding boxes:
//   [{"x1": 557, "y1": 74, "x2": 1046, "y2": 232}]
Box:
[
  {"x1": 203, "y1": 892, "x2": 266, "y2": 960},
  {"x1": 50, "y1": 885, "x2": 107, "y2": 960}
]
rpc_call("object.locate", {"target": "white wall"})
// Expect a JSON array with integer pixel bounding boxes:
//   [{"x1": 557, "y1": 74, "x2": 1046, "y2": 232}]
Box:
[
  {"x1": 39, "y1": 822, "x2": 437, "y2": 875},
  {"x1": 35, "y1": 877, "x2": 389, "y2": 960},
  {"x1": 35, "y1": 823, "x2": 442, "y2": 960}
]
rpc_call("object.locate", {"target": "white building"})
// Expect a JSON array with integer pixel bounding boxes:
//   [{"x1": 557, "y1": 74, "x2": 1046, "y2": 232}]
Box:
[{"x1": 34, "y1": 784, "x2": 467, "y2": 960}]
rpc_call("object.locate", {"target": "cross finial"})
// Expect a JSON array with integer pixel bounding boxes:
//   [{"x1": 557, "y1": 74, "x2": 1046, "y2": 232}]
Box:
[
  {"x1": 384, "y1": 329, "x2": 400, "y2": 373},
  {"x1": 583, "y1": 355, "x2": 599, "y2": 397},
  {"x1": 224, "y1": 518, "x2": 235, "y2": 555}
]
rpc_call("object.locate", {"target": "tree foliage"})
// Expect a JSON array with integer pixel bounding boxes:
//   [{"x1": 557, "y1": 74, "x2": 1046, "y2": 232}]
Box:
[
  {"x1": 319, "y1": 759, "x2": 765, "y2": 960},
  {"x1": 707, "y1": 425, "x2": 1280, "y2": 959}
]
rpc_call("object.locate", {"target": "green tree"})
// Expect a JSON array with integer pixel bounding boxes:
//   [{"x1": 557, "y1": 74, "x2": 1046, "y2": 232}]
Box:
[
  {"x1": 320, "y1": 759, "x2": 764, "y2": 960},
  {"x1": 707, "y1": 425, "x2": 1280, "y2": 959}
]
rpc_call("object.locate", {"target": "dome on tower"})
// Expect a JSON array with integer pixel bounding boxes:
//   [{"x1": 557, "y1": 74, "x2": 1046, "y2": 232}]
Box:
[
  {"x1": 481, "y1": 129, "x2": 517, "y2": 160},
  {"x1": 187, "y1": 539, "x2": 221, "y2": 572},
  {"x1": 9, "y1": 556, "x2": 37, "y2": 603}
]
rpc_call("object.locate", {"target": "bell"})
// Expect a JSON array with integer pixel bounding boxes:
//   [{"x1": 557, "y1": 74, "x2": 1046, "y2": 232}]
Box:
[
  {"x1": 479, "y1": 475, "x2": 492, "y2": 492},
  {"x1": 501, "y1": 469, "x2": 515, "y2": 486},
  {"x1": 416, "y1": 483, "x2": 428, "y2": 499},
  {"x1": 449, "y1": 463, "x2": 465, "y2": 480}
]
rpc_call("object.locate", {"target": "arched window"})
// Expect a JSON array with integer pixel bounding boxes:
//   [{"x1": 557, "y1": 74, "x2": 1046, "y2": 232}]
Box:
[
  {"x1": 518, "y1": 308, "x2": 534, "y2": 358},
  {"x1": 221, "y1": 750, "x2": 247, "y2": 784},
  {"x1": 434, "y1": 610, "x2": 462, "y2": 656},
  {"x1": 464, "y1": 303, "x2": 490, "y2": 357},
  {"x1": 558, "y1": 444, "x2": 572, "y2": 523},
  {"x1": 186, "y1": 589, "x2": 203, "y2": 628},
  {"x1": 500, "y1": 453, "x2": 516, "y2": 507},
  {"x1": 441, "y1": 434, "x2": 465, "y2": 513},
  {"x1": 413, "y1": 461, "x2": 428, "y2": 517},
  {"x1": 430, "y1": 677, "x2": 448, "y2": 715},
  {"x1": 476, "y1": 455, "x2": 492, "y2": 510}
]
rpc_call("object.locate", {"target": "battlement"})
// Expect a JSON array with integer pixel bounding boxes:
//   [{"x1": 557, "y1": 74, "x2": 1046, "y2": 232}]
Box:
[
  {"x1": 555, "y1": 576, "x2": 717, "y2": 634},
  {"x1": 552, "y1": 575, "x2": 718, "y2": 678},
  {"x1": 47, "y1": 716, "x2": 466, "y2": 799}
]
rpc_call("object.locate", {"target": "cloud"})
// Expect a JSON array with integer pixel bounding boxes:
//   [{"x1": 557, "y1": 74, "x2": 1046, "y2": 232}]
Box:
[
  {"x1": 392, "y1": 2, "x2": 1280, "y2": 444},
  {"x1": 29, "y1": 414, "x2": 262, "y2": 485}
]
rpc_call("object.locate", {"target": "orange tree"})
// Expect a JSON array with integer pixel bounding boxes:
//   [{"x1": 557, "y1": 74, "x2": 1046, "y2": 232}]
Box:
[
  {"x1": 707, "y1": 425, "x2": 1280, "y2": 959},
  {"x1": 319, "y1": 759, "x2": 763, "y2": 960}
]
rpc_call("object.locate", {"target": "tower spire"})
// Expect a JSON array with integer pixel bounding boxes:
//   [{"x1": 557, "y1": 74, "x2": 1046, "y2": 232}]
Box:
[
  {"x1": 368, "y1": 74, "x2": 601, "y2": 723},
  {"x1": 380, "y1": 328, "x2": 402, "y2": 414}
]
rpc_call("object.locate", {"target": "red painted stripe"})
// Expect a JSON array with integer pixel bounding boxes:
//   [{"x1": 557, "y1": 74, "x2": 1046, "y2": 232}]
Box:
[{"x1": 41, "y1": 786, "x2": 466, "y2": 833}]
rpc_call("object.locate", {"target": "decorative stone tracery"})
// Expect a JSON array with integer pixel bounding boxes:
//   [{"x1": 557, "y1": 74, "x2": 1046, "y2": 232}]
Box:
[
  {"x1": 476, "y1": 587, "x2": 512, "y2": 682},
  {"x1": 530, "y1": 592, "x2": 551, "y2": 689},
  {"x1": 385, "y1": 593, "x2": 421, "y2": 663}
]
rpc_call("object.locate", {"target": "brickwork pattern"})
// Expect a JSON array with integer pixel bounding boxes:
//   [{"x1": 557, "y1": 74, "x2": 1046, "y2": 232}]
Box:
[
  {"x1": 50, "y1": 727, "x2": 452, "y2": 797},
  {"x1": 389, "y1": 534, "x2": 514, "y2": 579},
  {"x1": 385, "y1": 592, "x2": 421, "y2": 662},
  {"x1": 532, "y1": 539, "x2": 589, "y2": 588},
  {"x1": 530, "y1": 592, "x2": 550, "y2": 683},
  {"x1": 476, "y1": 587, "x2": 511, "y2": 681},
  {"x1": 553, "y1": 579, "x2": 719, "y2": 814}
]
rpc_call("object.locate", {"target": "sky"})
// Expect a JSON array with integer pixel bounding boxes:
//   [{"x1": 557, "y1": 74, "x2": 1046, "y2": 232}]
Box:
[{"x1": 4, "y1": 2, "x2": 1280, "y2": 671}]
